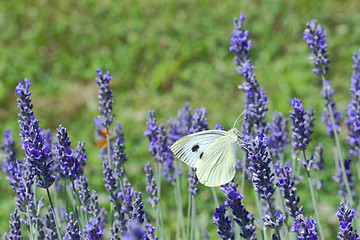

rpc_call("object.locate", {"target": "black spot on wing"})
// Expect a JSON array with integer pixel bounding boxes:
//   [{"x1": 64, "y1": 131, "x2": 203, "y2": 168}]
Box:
[
  {"x1": 200, "y1": 152, "x2": 204, "y2": 159},
  {"x1": 191, "y1": 144, "x2": 200, "y2": 152}
]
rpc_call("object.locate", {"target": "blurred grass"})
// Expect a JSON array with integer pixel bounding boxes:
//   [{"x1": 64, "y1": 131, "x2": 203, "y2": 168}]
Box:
[{"x1": 1, "y1": 0, "x2": 360, "y2": 238}]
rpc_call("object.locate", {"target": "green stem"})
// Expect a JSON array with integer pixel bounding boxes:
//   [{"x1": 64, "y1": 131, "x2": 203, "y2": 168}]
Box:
[
  {"x1": 45, "y1": 186, "x2": 62, "y2": 239},
  {"x1": 190, "y1": 196, "x2": 196, "y2": 240},
  {"x1": 241, "y1": 155, "x2": 246, "y2": 193},
  {"x1": 302, "y1": 151, "x2": 324, "y2": 240},
  {"x1": 320, "y1": 75, "x2": 354, "y2": 206},
  {"x1": 253, "y1": 184, "x2": 267, "y2": 240},
  {"x1": 267, "y1": 200, "x2": 281, "y2": 240},
  {"x1": 211, "y1": 187, "x2": 219, "y2": 207},
  {"x1": 187, "y1": 192, "x2": 191, "y2": 240},
  {"x1": 71, "y1": 180, "x2": 79, "y2": 222},
  {"x1": 175, "y1": 161, "x2": 186, "y2": 239}
]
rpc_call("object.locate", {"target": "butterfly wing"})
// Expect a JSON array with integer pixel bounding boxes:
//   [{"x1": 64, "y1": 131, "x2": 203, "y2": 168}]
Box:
[
  {"x1": 196, "y1": 135, "x2": 238, "y2": 187},
  {"x1": 171, "y1": 130, "x2": 228, "y2": 168}
]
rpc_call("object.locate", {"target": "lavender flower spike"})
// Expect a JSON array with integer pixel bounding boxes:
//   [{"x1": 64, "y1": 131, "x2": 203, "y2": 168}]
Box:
[
  {"x1": 303, "y1": 19, "x2": 330, "y2": 76},
  {"x1": 333, "y1": 158, "x2": 356, "y2": 202},
  {"x1": 230, "y1": 12, "x2": 268, "y2": 134},
  {"x1": 96, "y1": 68, "x2": 114, "y2": 129},
  {"x1": 291, "y1": 214, "x2": 318, "y2": 239},
  {"x1": 274, "y1": 163, "x2": 302, "y2": 218},
  {"x1": 189, "y1": 107, "x2": 208, "y2": 134},
  {"x1": 213, "y1": 204, "x2": 234, "y2": 240},
  {"x1": 244, "y1": 131, "x2": 275, "y2": 200},
  {"x1": 267, "y1": 111, "x2": 289, "y2": 161},
  {"x1": 7, "y1": 208, "x2": 22, "y2": 240},
  {"x1": 16, "y1": 79, "x2": 55, "y2": 188},
  {"x1": 144, "y1": 162, "x2": 159, "y2": 207},
  {"x1": 321, "y1": 80, "x2": 342, "y2": 136},
  {"x1": 345, "y1": 49, "x2": 360, "y2": 156},
  {"x1": 188, "y1": 167, "x2": 199, "y2": 196},
  {"x1": 222, "y1": 184, "x2": 256, "y2": 239},
  {"x1": 83, "y1": 217, "x2": 104, "y2": 240},
  {"x1": 63, "y1": 212, "x2": 82, "y2": 240},
  {"x1": 56, "y1": 125, "x2": 81, "y2": 181},
  {"x1": 289, "y1": 97, "x2": 312, "y2": 152},
  {"x1": 1, "y1": 130, "x2": 18, "y2": 174},
  {"x1": 336, "y1": 202, "x2": 358, "y2": 240}
]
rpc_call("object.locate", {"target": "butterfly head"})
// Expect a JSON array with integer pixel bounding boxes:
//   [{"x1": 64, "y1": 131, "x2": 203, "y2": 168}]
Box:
[{"x1": 229, "y1": 127, "x2": 246, "y2": 147}]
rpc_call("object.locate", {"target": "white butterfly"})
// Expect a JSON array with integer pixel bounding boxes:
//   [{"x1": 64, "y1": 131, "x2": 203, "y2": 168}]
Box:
[{"x1": 171, "y1": 127, "x2": 243, "y2": 187}]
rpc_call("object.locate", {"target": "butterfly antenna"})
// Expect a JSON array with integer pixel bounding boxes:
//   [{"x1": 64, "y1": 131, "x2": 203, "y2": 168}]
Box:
[{"x1": 233, "y1": 110, "x2": 246, "y2": 128}]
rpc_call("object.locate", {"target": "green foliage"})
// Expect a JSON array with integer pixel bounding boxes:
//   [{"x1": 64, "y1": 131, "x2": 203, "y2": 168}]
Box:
[{"x1": 1, "y1": 0, "x2": 360, "y2": 238}]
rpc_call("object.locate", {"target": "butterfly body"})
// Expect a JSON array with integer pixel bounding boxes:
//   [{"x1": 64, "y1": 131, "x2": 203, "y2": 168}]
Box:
[{"x1": 171, "y1": 128, "x2": 241, "y2": 187}]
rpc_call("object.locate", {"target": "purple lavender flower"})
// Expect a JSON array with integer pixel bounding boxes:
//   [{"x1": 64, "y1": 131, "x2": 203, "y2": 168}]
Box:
[
  {"x1": 336, "y1": 202, "x2": 357, "y2": 240},
  {"x1": 321, "y1": 80, "x2": 342, "y2": 136},
  {"x1": 8, "y1": 161, "x2": 35, "y2": 213},
  {"x1": 63, "y1": 212, "x2": 81, "y2": 240},
  {"x1": 144, "y1": 110, "x2": 158, "y2": 156},
  {"x1": 7, "y1": 208, "x2": 22, "y2": 240},
  {"x1": 145, "y1": 110, "x2": 177, "y2": 182},
  {"x1": 154, "y1": 125, "x2": 168, "y2": 164},
  {"x1": 230, "y1": 13, "x2": 268, "y2": 135},
  {"x1": 188, "y1": 167, "x2": 199, "y2": 196},
  {"x1": 262, "y1": 211, "x2": 285, "y2": 229},
  {"x1": 122, "y1": 178, "x2": 135, "y2": 213},
  {"x1": 189, "y1": 107, "x2": 208, "y2": 134},
  {"x1": 267, "y1": 111, "x2": 289, "y2": 161},
  {"x1": 289, "y1": 97, "x2": 313, "y2": 152},
  {"x1": 130, "y1": 191, "x2": 145, "y2": 224},
  {"x1": 345, "y1": 50, "x2": 360, "y2": 156},
  {"x1": 55, "y1": 125, "x2": 81, "y2": 181},
  {"x1": 16, "y1": 78, "x2": 33, "y2": 124},
  {"x1": 222, "y1": 184, "x2": 256, "y2": 239},
  {"x1": 76, "y1": 175, "x2": 101, "y2": 217},
  {"x1": 303, "y1": 20, "x2": 342, "y2": 137},
  {"x1": 333, "y1": 158, "x2": 356, "y2": 202},
  {"x1": 202, "y1": 229, "x2": 210, "y2": 240},
  {"x1": 16, "y1": 79, "x2": 55, "y2": 188},
  {"x1": 244, "y1": 132, "x2": 275, "y2": 200},
  {"x1": 167, "y1": 102, "x2": 192, "y2": 144},
  {"x1": 144, "y1": 111, "x2": 169, "y2": 163},
  {"x1": 305, "y1": 106, "x2": 315, "y2": 140},
  {"x1": 103, "y1": 159, "x2": 119, "y2": 205},
  {"x1": 312, "y1": 143, "x2": 324, "y2": 171},
  {"x1": 44, "y1": 206, "x2": 57, "y2": 239},
  {"x1": 213, "y1": 204, "x2": 234, "y2": 240},
  {"x1": 353, "y1": 231, "x2": 360, "y2": 240},
  {"x1": 122, "y1": 220, "x2": 147, "y2": 240},
  {"x1": 303, "y1": 19, "x2": 330, "y2": 76},
  {"x1": 74, "y1": 141, "x2": 87, "y2": 177},
  {"x1": 145, "y1": 222, "x2": 158, "y2": 240},
  {"x1": 229, "y1": 12, "x2": 251, "y2": 59},
  {"x1": 112, "y1": 122, "x2": 127, "y2": 179},
  {"x1": 1, "y1": 130, "x2": 18, "y2": 174},
  {"x1": 291, "y1": 214, "x2": 318, "y2": 239},
  {"x1": 274, "y1": 163, "x2": 302, "y2": 218},
  {"x1": 95, "y1": 68, "x2": 114, "y2": 129},
  {"x1": 83, "y1": 217, "x2": 104, "y2": 240},
  {"x1": 214, "y1": 123, "x2": 224, "y2": 130},
  {"x1": 144, "y1": 163, "x2": 159, "y2": 207}
]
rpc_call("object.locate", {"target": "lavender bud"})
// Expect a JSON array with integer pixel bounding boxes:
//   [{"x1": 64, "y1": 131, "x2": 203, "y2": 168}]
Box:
[
  {"x1": 213, "y1": 204, "x2": 234, "y2": 240},
  {"x1": 267, "y1": 111, "x2": 289, "y2": 161},
  {"x1": 336, "y1": 202, "x2": 357, "y2": 240},
  {"x1": 244, "y1": 132, "x2": 275, "y2": 200},
  {"x1": 95, "y1": 68, "x2": 114, "y2": 129},
  {"x1": 188, "y1": 168, "x2": 199, "y2": 196},
  {"x1": 144, "y1": 163, "x2": 159, "y2": 207},
  {"x1": 291, "y1": 214, "x2": 318, "y2": 239}
]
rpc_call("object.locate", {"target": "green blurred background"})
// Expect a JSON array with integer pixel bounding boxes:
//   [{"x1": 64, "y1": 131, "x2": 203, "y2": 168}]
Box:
[{"x1": 1, "y1": 0, "x2": 360, "y2": 238}]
